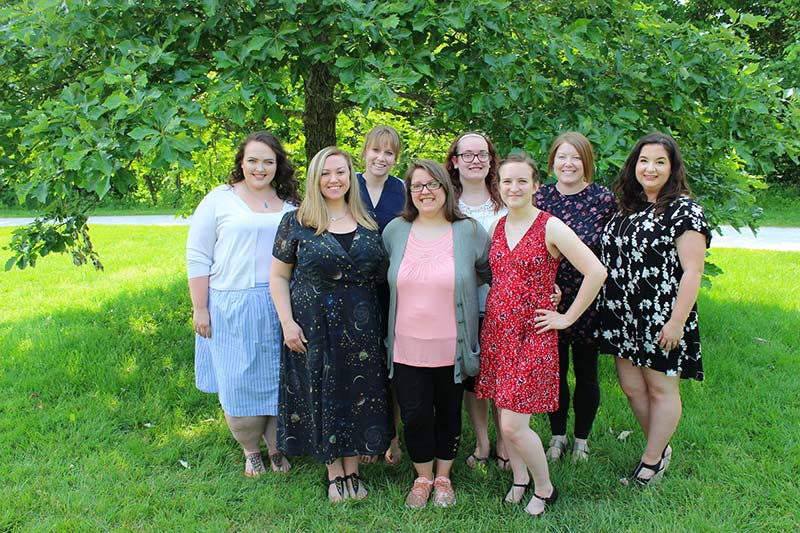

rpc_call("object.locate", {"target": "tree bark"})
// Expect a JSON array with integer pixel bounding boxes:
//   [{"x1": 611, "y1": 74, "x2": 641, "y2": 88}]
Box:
[{"x1": 303, "y1": 61, "x2": 337, "y2": 164}]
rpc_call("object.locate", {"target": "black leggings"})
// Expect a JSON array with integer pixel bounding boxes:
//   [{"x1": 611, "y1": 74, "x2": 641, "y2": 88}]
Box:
[
  {"x1": 393, "y1": 363, "x2": 463, "y2": 463},
  {"x1": 548, "y1": 340, "x2": 600, "y2": 439}
]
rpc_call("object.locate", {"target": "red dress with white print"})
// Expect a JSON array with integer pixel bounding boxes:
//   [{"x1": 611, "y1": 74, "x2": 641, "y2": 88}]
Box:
[{"x1": 475, "y1": 211, "x2": 561, "y2": 414}]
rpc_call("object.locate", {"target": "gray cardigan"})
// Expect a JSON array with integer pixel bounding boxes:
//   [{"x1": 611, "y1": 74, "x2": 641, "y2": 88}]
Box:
[{"x1": 382, "y1": 217, "x2": 492, "y2": 383}]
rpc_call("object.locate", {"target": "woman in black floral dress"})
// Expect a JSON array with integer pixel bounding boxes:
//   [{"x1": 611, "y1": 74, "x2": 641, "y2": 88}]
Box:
[
  {"x1": 270, "y1": 147, "x2": 393, "y2": 503},
  {"x1": 535, "y1": 132, "x2": 616, "y2": 463},
  {"x1": 597, "y1": 132, "x2": 710, "y2": 486}
]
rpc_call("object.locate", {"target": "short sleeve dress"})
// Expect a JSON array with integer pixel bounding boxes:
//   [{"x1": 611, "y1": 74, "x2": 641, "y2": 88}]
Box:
[
  {"x1": 272, "y1": 212, "x2": 394, "y2": 462},
  {"x1": 535, "y1": 183, "x2": 617, "y2": 344},
  {"x1": 475, "y1": 212, "x2": 561, "y2": 414},
  {"x1": 597, "y1": 196, "x2": 711, "y2": 380}
]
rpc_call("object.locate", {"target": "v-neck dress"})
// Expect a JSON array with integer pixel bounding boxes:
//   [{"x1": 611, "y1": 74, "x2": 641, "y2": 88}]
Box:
[
  {"x1": 475, "y1": 211, "x2": 562, "y2": 414},
  {"x1": 272, "y1": 212, "x2": 394, "y2": 462}
]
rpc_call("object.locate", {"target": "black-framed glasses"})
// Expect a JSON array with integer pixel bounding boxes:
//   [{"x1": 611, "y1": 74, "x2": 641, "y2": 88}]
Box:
[
  {"x1": 456, "y1": 151, "x2": 491, "y2": 163},
  {"x1": 409, "y1": 181, "x2": 443, "y2": 193}
]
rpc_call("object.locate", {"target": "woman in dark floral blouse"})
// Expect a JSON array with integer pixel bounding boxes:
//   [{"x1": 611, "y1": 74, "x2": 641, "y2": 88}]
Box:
[{"x1": 535, "y1": 132, "x2": 616, "y2": 464}]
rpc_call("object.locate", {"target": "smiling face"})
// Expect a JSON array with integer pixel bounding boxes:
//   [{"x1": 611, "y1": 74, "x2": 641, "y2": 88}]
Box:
[
  {"x1": 319, "y1": 154, "x2": 351, "y2": 201},
  {"x1": 451, "y1": 135, "x2": 490, "y2": 185},
  {"x1": 498, "y1": 161, "x2": 538, "y2": 209},
  {"x1": 409, "y1": 168, "x2": 446, "y2": 219},
  {"x1": 552, "y1": 142, "x2": 585, "y2": 191},
  {"x1": 635, "y1": 143, "x2": 672, "y2": 202},
  {"x1": 241, "y1": 141, "x2": 277, "y2": 191},
  {"x1": 363, "y1": 138, "x2": 397, "y2": 180}
]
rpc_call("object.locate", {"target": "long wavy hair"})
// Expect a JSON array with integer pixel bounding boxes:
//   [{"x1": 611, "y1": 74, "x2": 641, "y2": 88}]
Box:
[
  {"x1": 296, "y1": 146, "x2": 377, "y2": 234},
  {"x1": 227, "y1": 131, "x2": 300, "y2": 204},
  {"x1": 547, "y1": 131, "x2": 595, "y2": 183},
  {"x1": 444, "y1": 131, "x2": 503, "y2": 212},
  {"x1": 614, "y1": 132, "x2": 691, "y2": 216},
  {"x1": 401, "y1": 159, "x2": 468, "y2": 223}
]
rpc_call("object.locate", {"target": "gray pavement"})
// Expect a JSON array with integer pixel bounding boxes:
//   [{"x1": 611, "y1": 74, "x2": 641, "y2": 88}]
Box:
[{"x1": 1, "y1": 216, "x2": 799, "y2": 251}]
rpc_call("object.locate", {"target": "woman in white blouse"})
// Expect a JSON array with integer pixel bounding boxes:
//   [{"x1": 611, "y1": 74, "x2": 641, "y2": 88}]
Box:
[{"x1": 186, "y1": 131, "x2": 300, "y2": 477}]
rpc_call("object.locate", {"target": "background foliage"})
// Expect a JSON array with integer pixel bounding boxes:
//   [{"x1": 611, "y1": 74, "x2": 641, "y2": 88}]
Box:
[{"x1": 1, "y1": 0, "x2": 798, "y2": 268}]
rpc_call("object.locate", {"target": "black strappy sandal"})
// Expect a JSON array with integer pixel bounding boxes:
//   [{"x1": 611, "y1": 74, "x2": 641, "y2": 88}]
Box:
[
  {"x1": 327, "y1": 476, "x2": 347, "y2": 503},
  {"x1": 632, "y1": 458, "x2": 665, "y2": 487},
  {"x1": 528, "y1": 486, "x2": 559, "y2": 518},
  {"x1": 346, "y1": 473, "x2": 367, "y2": 500},
  {"x1": 504, "y1": 481, "x2": 530, "y2": 504}
]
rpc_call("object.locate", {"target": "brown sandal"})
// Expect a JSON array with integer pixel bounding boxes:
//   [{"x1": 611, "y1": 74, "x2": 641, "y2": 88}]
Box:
[{"x1": 244, "y1": 451, "x2": 267, "y2": 478}]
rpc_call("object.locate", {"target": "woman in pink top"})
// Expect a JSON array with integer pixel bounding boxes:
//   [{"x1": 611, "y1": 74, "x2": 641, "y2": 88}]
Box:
[{"x1": 383, "y1": 160, "x2": 491, "y2": 509}]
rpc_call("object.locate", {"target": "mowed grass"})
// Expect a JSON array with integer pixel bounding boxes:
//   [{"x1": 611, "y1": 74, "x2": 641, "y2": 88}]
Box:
[
  {"x1": 755, "y1": 184, "x2": 800, "y2": 227},
  {"x1": 1, "y1": 227, "x2": 798, "y2": 531}
]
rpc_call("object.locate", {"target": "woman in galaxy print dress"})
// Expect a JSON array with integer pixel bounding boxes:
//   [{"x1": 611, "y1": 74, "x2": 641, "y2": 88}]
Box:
[{"x1": 270, "y1": 147, "x2": 393, "y2": 503}]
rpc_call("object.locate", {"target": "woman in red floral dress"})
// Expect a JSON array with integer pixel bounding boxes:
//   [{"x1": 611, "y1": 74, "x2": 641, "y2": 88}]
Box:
[{"x1": 475, "y1": 152, "x2": 606, "y2": 518}]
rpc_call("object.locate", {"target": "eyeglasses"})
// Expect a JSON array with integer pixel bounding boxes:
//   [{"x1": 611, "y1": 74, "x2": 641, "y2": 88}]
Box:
[
  {"x1": 456, "y1": 151, "x2": 491, "y2": 163},
  {"x1": 409, "y1": 181, "x2": 443, "y2": 193}
]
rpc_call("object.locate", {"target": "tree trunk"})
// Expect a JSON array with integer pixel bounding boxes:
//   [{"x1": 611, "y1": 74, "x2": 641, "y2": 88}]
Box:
[
  {"x1": 143, "y1": 174, "x2": 157, "y2": 204},
  {"x1": 303, "y1": 61, "x2": 337, "y2": 164}
]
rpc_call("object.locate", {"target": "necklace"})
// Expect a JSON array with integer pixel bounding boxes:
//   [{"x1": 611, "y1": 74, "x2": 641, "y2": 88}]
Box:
[
  {"x1": 329, "y1": 211, "x2": 348, "y2": 222},
  {"x1": 241, "y1": 182, "x2": 271, "y2": 209}
]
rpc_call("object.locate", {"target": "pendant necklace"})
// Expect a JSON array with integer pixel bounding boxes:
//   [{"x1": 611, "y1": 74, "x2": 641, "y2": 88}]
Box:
[
  {"x1": 242, "y1": 182, "x2": 270, "y2": 209},
  {"x1": 330, "y1": 212, "x2": 348, "y2": 222}
]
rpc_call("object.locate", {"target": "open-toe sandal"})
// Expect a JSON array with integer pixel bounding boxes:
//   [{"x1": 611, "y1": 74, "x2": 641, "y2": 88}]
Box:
[
  {"x1": 465, "y1": 452, "x2": 490, "y2": 469},
  {"x1": 572, "y1": 441, "x2": 589, "y2": 463},
  {"x1": 527, "y1": 486, "x2": 559, "y2": 518},
  {"x1": 546, "y1": 436, "x2": 568, "y2": 462},
  {"x1": 632, "y1": 458, "x2": 665, "y2": 487},
  {"x1": 495, "y1": 454, "x2": 511, "y2": 471},
  {"x1": 244, "y1": 451, "x2": 267, "y2": 478},
  {"x1": 269, "y1": 451, "x2": 291, "y2": 473},
  {"x1": 661, "y1": 443, "x2": 672, "y2": 472},
  {"x1": 346, "y1": 473, "x2": 367, "y2": 500},
  {"x1": 327, "y1": 476, "x2": 347, "y2": 503},
  {"x1": 504, "y1": 481, "x2": 530, "y2": 504}
]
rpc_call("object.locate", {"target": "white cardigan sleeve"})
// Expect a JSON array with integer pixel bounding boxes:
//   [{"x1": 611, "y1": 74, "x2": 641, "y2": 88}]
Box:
[{"x1": 186, "y1": 190, "x2": 219, "y2": 280}]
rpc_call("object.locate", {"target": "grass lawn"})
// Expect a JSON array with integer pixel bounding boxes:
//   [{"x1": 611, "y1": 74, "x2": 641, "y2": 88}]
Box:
[
  {"x1": 755, "y1": 184, "x2": 800, "y2": 227},
  {"x1": 1, "y1": 227, "x2": 798, "y2": 531}
]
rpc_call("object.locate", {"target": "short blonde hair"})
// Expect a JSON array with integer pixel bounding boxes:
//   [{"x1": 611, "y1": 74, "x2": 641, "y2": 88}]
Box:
[
  {"x1": 360, "y1": 125, "x2": 402, "y2": 160},
  {"x1": 297, "y1": 146, "x2": 378, "y2": 235}
]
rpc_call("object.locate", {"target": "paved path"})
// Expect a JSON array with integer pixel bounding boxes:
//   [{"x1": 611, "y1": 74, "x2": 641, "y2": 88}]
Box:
[{"x1": 1, "y1": 216, "x2": 799, "y2": 251}]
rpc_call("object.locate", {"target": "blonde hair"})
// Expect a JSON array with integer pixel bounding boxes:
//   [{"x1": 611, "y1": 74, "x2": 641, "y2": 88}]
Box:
[
  {"x1": 360, "y1": 125, "x2": 402, "y2": 160},
  {"x1": 297, "y1": 146, "x2": 378, "y2": 235}
]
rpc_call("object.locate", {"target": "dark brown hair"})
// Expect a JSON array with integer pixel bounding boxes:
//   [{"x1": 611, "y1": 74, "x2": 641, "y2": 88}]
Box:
[
  {"x1": 228, "y1": 131, "x2": 300, "y2": 204},
  {"x1": 444, "y1": 131, "x2": 503, "y2": 212},
  {"x1": 401, "y1": 159, "x2": 468, "y2": 223},
  {"x1": 614, "y1": 132, "x2": 691, "y2": 215}
]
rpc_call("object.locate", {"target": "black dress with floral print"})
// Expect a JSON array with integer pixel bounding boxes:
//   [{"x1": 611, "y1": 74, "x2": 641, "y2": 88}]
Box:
[
  {"x1": 273, "y1": 212, "x2": 394, "y2": 462},
  {"x1": 596, "y1": 196, "x2": 710, "y2": 380},
  {"x1": 535, "y1": 182, "x2": 617, "y2": 344}
]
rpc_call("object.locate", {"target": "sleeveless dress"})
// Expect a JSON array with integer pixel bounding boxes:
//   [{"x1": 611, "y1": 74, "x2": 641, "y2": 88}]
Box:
[{"x1": 475, "y1": 211, "x2": 561, "y2": 414}]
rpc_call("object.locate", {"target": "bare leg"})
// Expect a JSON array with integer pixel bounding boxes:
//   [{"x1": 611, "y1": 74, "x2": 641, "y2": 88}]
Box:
[
  {"x1": 616, "y1": 358, "x2": 650, "y2": 433},
  {"x1": 499, "y1": 409, "x2": 554, "y2": 516},
  {"x1": 225, "y1": 413, "x2": 267, "y2": 476},
  {"x1": 464, "y1": 390, "x2": 491, "y2": 466},
  {"x1": 386, "y1": 396, "x2": 403, "y2": 464},
  {"x1": 492, "y1": 401, "x2": 510, "y2": 470},
  {"x1": 637, "y1": 368, "x2": 681, "y2": 479}
]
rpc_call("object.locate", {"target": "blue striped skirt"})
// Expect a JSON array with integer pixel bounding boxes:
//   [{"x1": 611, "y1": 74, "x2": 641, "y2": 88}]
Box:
[{"x1": 195, "y1": 283, "x2": 282, "y2": 416}]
